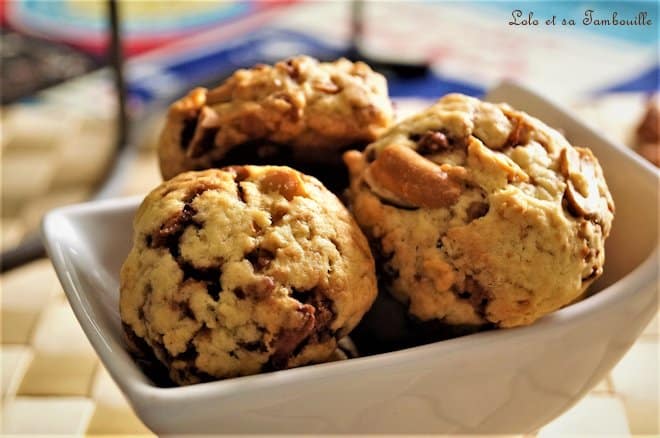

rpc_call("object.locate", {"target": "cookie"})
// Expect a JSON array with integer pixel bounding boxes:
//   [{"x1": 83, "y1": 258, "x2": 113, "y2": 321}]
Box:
[
  {"x1": 344, "y1": 93, "x2": 614, "y2": 328},
  {"x1": 636, "y1": 95, "x2": 659, "y2": 166},
  {"x1": 158, "y1": 56, "x2": 393, "y2": 191},
  {"x1": 120, "y1": 166, "x2": 377, "y2": 385}
]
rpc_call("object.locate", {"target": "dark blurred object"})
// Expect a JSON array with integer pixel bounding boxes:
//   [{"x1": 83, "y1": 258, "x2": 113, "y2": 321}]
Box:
[
  {"x1": 0, "y1": 30, "x2": 99, "y2": 104},
  {"x1": 346, "y1": 0, "x2": 430, "y2": 79},
  {"x1": 636, "y1": 94, "x2": 659, "y2": 166}
]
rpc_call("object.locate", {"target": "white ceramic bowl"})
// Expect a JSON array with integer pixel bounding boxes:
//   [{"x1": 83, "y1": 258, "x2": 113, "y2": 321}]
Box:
[{"x1": 42, "y1": 82, "x2": 658, "y2": 434}]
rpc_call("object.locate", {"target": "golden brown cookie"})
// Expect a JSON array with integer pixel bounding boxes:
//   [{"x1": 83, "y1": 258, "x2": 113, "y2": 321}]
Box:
[
  {"x1": 120, "y1": 166, "x2": 377, "y2": 385},
  {"x1": 344, "y1": 93, "x2": 614, "y2": 328},
  {"x1": 158, "y1": 56, "x2": 393, "y2": 187}
]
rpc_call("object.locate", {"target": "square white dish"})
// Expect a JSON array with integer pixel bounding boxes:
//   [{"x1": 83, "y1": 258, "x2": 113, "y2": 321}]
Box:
[{"x1": 42, "y1": 81, "x2": 658, "y2": 434}]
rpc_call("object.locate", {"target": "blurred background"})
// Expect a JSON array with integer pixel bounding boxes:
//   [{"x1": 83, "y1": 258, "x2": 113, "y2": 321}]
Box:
[{"x1": 1, "y1": 0, "x2": 658, "y2": 435}]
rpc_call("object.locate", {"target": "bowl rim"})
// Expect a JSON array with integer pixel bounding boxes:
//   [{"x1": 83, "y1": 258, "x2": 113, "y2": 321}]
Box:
[{"x1": 41, "y1": 81, "x2": 660, "y2": 408}]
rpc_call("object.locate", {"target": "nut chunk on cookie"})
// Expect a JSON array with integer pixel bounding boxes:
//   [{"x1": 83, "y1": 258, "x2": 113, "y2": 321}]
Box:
[
  {"x1": 158, "y1": 56, "x2": 393, "y2": 180},
  {"x1": 345, "y1": 93, "x2": 614, "y2": 329},
  {"x1": 120, "y1": 166, "x2": 377, "y2": 385}
]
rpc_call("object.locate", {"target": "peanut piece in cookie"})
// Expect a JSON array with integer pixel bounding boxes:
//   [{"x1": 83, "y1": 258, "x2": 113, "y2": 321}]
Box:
[
  {"x1": 364, "y1": 144, "x2": 464, "y2": 209},
  {"x1": 560, "y1": 147, "x2": 609, "y2": 219}
]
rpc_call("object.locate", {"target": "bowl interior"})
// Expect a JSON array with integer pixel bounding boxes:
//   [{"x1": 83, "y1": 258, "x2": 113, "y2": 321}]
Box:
[{"x1": 45, "y1": 197, "x2": 153, "y2": 389}]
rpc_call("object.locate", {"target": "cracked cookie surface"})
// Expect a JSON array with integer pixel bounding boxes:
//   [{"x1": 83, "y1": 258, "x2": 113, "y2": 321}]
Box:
[
  {"x1": 120, "y1": 166, "x2": 377, "y2": 385},
  {"x1": 158, "y1": 56, "x2": 393, "y2": 181},
  {"x1": 344, "y1": 93, "x2": 614, "y2": 328}
]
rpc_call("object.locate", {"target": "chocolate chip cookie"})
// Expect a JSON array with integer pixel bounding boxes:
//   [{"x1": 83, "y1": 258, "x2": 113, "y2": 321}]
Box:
[
  {"x1": 158, "y1": 56, "x2": 393, "y2": 192},
  {"x1": 345, "y1": 93, "x2": 614, "y2": 328},
  {"x1": 120, "y1": 166, "x2": 377, "y2": 385}
]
